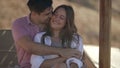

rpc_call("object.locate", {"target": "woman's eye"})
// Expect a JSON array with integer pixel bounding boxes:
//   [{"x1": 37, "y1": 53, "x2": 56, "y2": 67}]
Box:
[
  {"x1": 60, "y1": 17, "x2": 64, "y2": 20},
  {"x1": 60, "y1": 16, "x2": 66, "y2": 20},
  {"x1": 53, "y1": 13, "x2": 66, "y2": 20}
]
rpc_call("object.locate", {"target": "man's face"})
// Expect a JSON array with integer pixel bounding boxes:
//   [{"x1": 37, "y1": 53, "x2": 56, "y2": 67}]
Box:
[{"x1": 37, "y1": 7, "x2": 53, "y2": 25}]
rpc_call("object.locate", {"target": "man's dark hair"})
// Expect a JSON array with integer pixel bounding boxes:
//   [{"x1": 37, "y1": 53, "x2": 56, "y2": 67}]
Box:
[{"x1": 27, "y1": 0, "x2": 52, "y2": 14}]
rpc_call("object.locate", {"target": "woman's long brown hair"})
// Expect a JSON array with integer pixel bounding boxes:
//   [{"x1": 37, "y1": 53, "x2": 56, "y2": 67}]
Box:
[{"x1": 42, "y1": 5, "x2": 79, "y2": 48}]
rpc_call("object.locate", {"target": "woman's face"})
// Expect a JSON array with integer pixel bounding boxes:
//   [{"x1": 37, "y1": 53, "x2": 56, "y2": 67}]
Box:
[{"x1": 50, "y1": 7, "x2": 66, "y2": 30}]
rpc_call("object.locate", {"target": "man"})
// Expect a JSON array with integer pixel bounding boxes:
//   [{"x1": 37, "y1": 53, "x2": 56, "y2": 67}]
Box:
[{"x1": 12, "y1": 0, "x2": 81, "y2": 68}]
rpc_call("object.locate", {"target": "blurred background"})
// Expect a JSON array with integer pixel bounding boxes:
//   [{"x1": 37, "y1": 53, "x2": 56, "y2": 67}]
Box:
[
  {"x1": 0, "y1": 0, "x2": 120, "y2": 68},
  {"x1": 0, "y1": 0, "x2": 119, "y2": 48}
]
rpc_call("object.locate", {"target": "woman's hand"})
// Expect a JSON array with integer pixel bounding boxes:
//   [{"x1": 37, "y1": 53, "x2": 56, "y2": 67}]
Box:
[
  {"x1": 40, "y1": 57, "x2": 66, "y2": 68},
  {"x1": 59, "y1": 48, "x2": 81, "y2": 59}
]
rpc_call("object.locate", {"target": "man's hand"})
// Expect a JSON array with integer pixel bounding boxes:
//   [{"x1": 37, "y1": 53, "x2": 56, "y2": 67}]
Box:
[{"x1": 59, "y1": 48, "x2": 81, "y2": 59}]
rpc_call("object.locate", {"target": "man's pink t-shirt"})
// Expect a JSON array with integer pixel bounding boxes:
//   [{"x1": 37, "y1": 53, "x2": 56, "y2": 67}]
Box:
[{"x1": 12, "y1": 15, "x2": 41, "y2": 68}]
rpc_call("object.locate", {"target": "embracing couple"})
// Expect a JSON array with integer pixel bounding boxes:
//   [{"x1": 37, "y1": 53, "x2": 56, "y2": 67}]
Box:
[{"x1": 12, "y1": 0, "x2": 84, "y2": 68}]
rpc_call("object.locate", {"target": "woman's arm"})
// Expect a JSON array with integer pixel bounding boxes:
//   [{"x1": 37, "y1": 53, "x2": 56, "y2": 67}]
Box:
[
  {"x1": 77, "y1": 36, "x2": 84, "y2": 59},
  {"x1": 70, "y1": 63, "x2": 78, "y2": 68},
  {"x1": 40, "y1": 57, "x2": 66, "y2": 68},
  {"x1": 65, "y1": 35, "x2": 84, "y2": 68},
  {"x1": 71, "y1": 35, "x2": 83, "y2": 59}
]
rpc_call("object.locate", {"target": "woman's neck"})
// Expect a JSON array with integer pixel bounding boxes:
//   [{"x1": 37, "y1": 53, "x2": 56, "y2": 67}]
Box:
[
  {"x1": 52, "y1": 30, "x2": 60, "y2": 38},
  {"x1": 51, "y1": 30, "x2": 62, "y2": 42}
]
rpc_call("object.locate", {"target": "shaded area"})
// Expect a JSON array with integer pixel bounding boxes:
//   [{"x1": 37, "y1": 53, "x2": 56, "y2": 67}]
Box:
[{"x1": 0, "y1": 30, "x2": 18, "y2": 68}]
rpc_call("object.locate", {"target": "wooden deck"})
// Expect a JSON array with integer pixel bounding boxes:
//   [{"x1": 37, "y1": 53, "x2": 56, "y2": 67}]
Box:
[
  {"x1": 0, "y1": 30, "x2": 96, "y2": 68},
  {"x1": 0, "y1": 30, "x2": 19, "y2": 68}
]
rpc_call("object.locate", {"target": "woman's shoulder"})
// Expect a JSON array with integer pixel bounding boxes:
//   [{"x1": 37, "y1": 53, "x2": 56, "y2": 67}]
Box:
[
  {"x1": 35, "y1": 32, "x2": 46, "y2": 36},
  {"x1": 34, "y1": 32, "x2": 47, "y2": 42},
  {"x1": 34, "y1": 32, "x2": 46, "y2": 39},
  {"x1": 73, "y1": 33, "x2": 82, "y2": 40},
  {"x1": 71, "y1": 33, "x2": 83, "y2": 49}
]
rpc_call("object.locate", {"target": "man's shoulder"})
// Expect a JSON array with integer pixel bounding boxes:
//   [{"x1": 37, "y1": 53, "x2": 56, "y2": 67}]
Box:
[
  {"x1": 13, "y1": 16, "x2": 27, "y2": 25},
  {"x1": 14, "y1": 16, "x2": 27, "y2": 23}
]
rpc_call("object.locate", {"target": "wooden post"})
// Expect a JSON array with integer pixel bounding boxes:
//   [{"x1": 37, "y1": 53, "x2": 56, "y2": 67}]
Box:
[{"x1": 99, "y1": 0, "x2": 111, "y2": 68}]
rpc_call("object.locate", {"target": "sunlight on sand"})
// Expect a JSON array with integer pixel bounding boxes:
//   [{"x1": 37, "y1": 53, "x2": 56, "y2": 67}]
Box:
[{"x1": 84, "y1": 44, "x2": 120, "y2": 68}]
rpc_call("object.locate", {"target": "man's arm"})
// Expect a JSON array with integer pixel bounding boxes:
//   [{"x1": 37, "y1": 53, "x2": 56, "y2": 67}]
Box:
[
  {"x1": 16, "y1": 35, "x2": 60, "y2": 55},
  {"x1": 16, "y1": 35, "x2": 81, "y2": 58}
]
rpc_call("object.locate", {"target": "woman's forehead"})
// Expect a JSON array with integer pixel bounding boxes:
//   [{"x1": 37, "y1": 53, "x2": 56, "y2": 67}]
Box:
[{"x1": 55, "y1": 8, "x2": 66, "y2": 14}]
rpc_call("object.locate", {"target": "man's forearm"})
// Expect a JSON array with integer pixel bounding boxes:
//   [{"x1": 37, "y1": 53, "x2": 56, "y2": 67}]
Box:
[
  {"x1": 16, "y1": 36, "x2": 61, "y2": 56},
  {"x1": 17, "y1": 36, "x2": 81, "y2": 58},
  {"x1": 30, "y1": 42, "x2": 62, "y2": 55}
]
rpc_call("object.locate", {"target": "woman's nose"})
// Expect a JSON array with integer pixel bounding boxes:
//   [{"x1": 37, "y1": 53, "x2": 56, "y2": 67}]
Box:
[
  {"x1": 55, "y1": 14, "x2": 59, "y2": 19},
  {"x1": 55, "y1": 16, "x2": 60, "y2": 21}
]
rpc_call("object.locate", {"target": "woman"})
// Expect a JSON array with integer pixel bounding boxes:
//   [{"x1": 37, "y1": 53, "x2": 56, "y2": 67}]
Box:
[{"x1": 30, "y1": 5, "x2": 83, "y2": 68}]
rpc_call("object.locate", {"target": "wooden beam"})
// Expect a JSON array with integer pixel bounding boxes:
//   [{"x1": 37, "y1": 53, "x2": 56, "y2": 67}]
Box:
[{"x1": 99, "y1": 0, "x2": 111, "y2": 68}]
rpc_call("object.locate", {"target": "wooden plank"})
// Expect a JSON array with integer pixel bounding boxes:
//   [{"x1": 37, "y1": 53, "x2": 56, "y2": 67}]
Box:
[
  {"x1": 82, "y1": 51, "x2": 96, "y2": 68},
  {"x1": 0, "y1": 30, "x2": 18, "y2": 68},
  {"x1": 0, "y1": 30, "x2": 14, "y2": 50},
  {"x1": 99, "y1": 0, "x2": 111, "y2": 68}
]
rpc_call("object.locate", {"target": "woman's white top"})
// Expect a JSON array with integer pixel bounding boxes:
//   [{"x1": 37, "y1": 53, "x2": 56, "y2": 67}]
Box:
[{"x1": 30, "y1": 32, "x2": 83, "y2": 68}]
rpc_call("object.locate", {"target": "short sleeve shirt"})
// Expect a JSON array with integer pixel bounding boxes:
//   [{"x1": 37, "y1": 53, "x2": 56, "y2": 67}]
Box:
[{"x1": 12, "y1": 15, "x2": 41, "y2": 68}]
